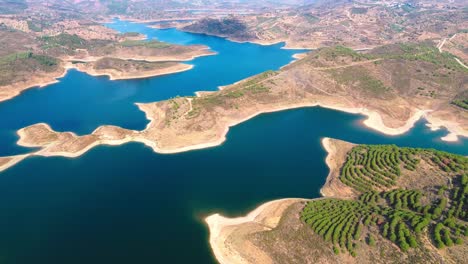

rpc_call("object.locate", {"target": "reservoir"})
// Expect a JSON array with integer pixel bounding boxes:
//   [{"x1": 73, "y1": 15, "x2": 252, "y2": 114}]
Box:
[{"x1": 0, "y1": 21, "x2": 466, "y2": 264}]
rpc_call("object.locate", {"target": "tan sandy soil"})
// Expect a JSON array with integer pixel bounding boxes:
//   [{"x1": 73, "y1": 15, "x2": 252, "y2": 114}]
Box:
[
  {"x1": 206, "y1": 198, "x2": 303, "y2": 264},
  {"x1": 67, "y1": 45, "x2": 215, "y2": 62},
  {"x1": 204, "y1": 137, "x2": 353, "y2": 264},
  {"x1": 16, "y1": 123, "x2": 137, "y2": 158},
  {"x1": 1, "y1": 48, "x2": 466, "y2": 172},
  {"x1": 73, "y1": 61, "x2": 194, "y2": 80},
  {"x1": 292, "y1": 53, "x2": 308, "y2": 60},
  {"x1": 319, "y1": 138, "x2": 356, "y2": 199}
]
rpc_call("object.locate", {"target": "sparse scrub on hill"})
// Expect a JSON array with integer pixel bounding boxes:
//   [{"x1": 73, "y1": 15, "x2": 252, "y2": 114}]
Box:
[
  {"x1": 314, "y1": 46, "x2": 374, "y2": 63},
  {"x1": 187, "y1": 71, "x2": 277, "y2": 117},
  {"x1": 327, "y1": 67, "x2": 391, "y2": 97},
  {"x1": 27, "y1": 20, "x2": 43, "y2": 32},
  {"x1": 183, "y1": 18, "x2": 253, "y2": 39},
  {"x1": 0, "y1": 51, "x2": 58, "y2": 86},
  {"x1": 39, "y1": 33, "x2": 87, "y2": 50},
  {"x1": 0, "y1": 51, "x2": 57, "y2": 67},
  {"x1": 452, "y1": 99, "x2": 468, "y2": 110},
  {"x1": 373, "y1": 43, "x2": 467, "y2": 72},
  {"x1": 119, "y1": 40, "x2": 170, "y2": 49}
]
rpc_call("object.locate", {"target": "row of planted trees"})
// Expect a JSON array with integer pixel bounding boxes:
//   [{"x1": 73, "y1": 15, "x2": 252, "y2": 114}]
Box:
[
  {"x1": 301, "y1": 199, "x2": 379, "y2": 257},
  {"x1": 302, "y1": 145, "x2": 468, "y2": 257},
  {"x1": 302, "y1": 189, "x2": 468, "y2": 256},
  {"x1": 339, "y1": 145, "x2": 421, "y2": 192}
]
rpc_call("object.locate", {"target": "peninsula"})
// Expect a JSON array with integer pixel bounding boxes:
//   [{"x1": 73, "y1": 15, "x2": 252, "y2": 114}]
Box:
[
  {"x1": 206, "y1": 138, "x2": 468, "y2": 263},
  {"x1": 0, "y1": 43, "x2": 466, "y2": 172},
  {"x1": 0, "y1": 1, "x2": 467, "y2": 263},
  {"x1": 0, "y1": 22, "x2": 214, "y2": 102}
]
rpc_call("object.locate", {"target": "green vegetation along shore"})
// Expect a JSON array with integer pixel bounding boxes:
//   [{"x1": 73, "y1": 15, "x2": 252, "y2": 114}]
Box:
[
  {"x1": 301, "y1": 144, "x2": 467, "y2": 257},
  {"x1": 206, "y1": 139, "x2": 468, "y2": 264}
]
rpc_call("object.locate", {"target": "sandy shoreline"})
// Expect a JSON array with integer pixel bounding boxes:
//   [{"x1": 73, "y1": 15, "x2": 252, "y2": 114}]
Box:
[
  {"x1": 73, "y1": 63, "x2": 194, "y2": 80},
  {"x1": 206, "y1": 198, "x2": 304, "y2": 264},
  {"x1": 0, "y1": 48, "x2": 214, "y2": 103},
  {"x1": 0, "y1": 66, "x2": 69, "y2": 103},
  {"x1": 204, "y1": 137, "x2": 349, "y2": 264},
  {"x1": 319, "y1": 138, "x2": 356, "y2": 198},
  {"x1": 0, "y1": 155, "x2": 30, "y2": 172},
  {"x1": 0, "y1": 100, "x2": 465, "y2": 174},
  {"x1": 177, "y1": 30, "x2": 309, "y2": 50},
  {"x1": 177, "y1": 28, "x2": 378, "y2": 50}
]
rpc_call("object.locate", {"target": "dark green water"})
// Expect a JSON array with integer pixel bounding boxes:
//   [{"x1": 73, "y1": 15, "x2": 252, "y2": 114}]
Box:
[{"x1": 0, "y1": 21, "x2": 466, "y2": 264}]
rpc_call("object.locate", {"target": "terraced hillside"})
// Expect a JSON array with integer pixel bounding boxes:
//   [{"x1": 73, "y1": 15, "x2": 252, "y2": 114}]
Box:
[
  {"x1": 239, "y1": 140, "x2": 467, "y2": 264},
  {"x1": 339, "y1": 145, "x2": 465, "y2": 192},
  {"x1": 302, "y1": 146, "x2": 467, "y2": 257}
]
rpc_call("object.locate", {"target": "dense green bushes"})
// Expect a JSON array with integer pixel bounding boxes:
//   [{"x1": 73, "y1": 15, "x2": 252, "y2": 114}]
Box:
[
  {"x1": 340, "y1": 145, "x2": 467, "y2": 193},
  {"x1": 303, "y1": 186, "x2": 467, "y2": 255},
  {"x1": 339, "y1": 145, "x2": 418, "y2": 192},
  {"x1": 303, "y1": 146, "x2": 467, "y2": 256}
]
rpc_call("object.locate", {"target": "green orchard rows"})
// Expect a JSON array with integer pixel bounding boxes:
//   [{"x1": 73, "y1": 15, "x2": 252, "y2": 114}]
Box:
[{"x1": 301, "y1": 146, "x2": 467, "y2": 256}]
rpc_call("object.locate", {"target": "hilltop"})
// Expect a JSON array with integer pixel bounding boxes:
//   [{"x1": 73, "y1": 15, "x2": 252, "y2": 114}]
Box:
[
  {"x1": 0, "y1": 0, "x2": 306, "y2": 21},
  {"x1": 206, "y1": 138, "x2": 468, "y2": 263},
  {"x1": 182, "y1": 0, "x2": 467, "y2": 53}
]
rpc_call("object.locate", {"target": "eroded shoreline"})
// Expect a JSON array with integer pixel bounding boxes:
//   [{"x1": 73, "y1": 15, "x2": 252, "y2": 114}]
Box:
[
  {"x1": 204, "y1": 138, "x2": 350, "y2": 264},
  {"x1": 0, "y1": 98, "x2": 465, "y2": 174},
  {"x1": 72, "y1": 62, "x2": 195, "y2": 81},
  {"x1": 0, "y1": 48, "x2": 215, "y2": 103},
  {"x1": 0, "y1": 41, "x2": 466, "y2": 176}
]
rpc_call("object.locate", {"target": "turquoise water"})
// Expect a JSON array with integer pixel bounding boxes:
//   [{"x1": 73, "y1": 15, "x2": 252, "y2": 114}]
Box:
[
  {"x1": 0, "y1": 21, "x2": 466, "y2": 264},
  {"x1": 0, "y1": 20, "x2": 306, "y2": 156}
]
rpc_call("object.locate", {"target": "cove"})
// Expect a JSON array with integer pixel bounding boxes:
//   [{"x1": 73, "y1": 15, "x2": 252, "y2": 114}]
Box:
[
  {"x1": 0, "y1": 108, "x2": 466, "y2": 264},
  {"x1": 0, "y1": 21, "x2": 466, "y2": 264},
  {"x1": 0, "y1": 20, "x2": 306, "y2": 156}
]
